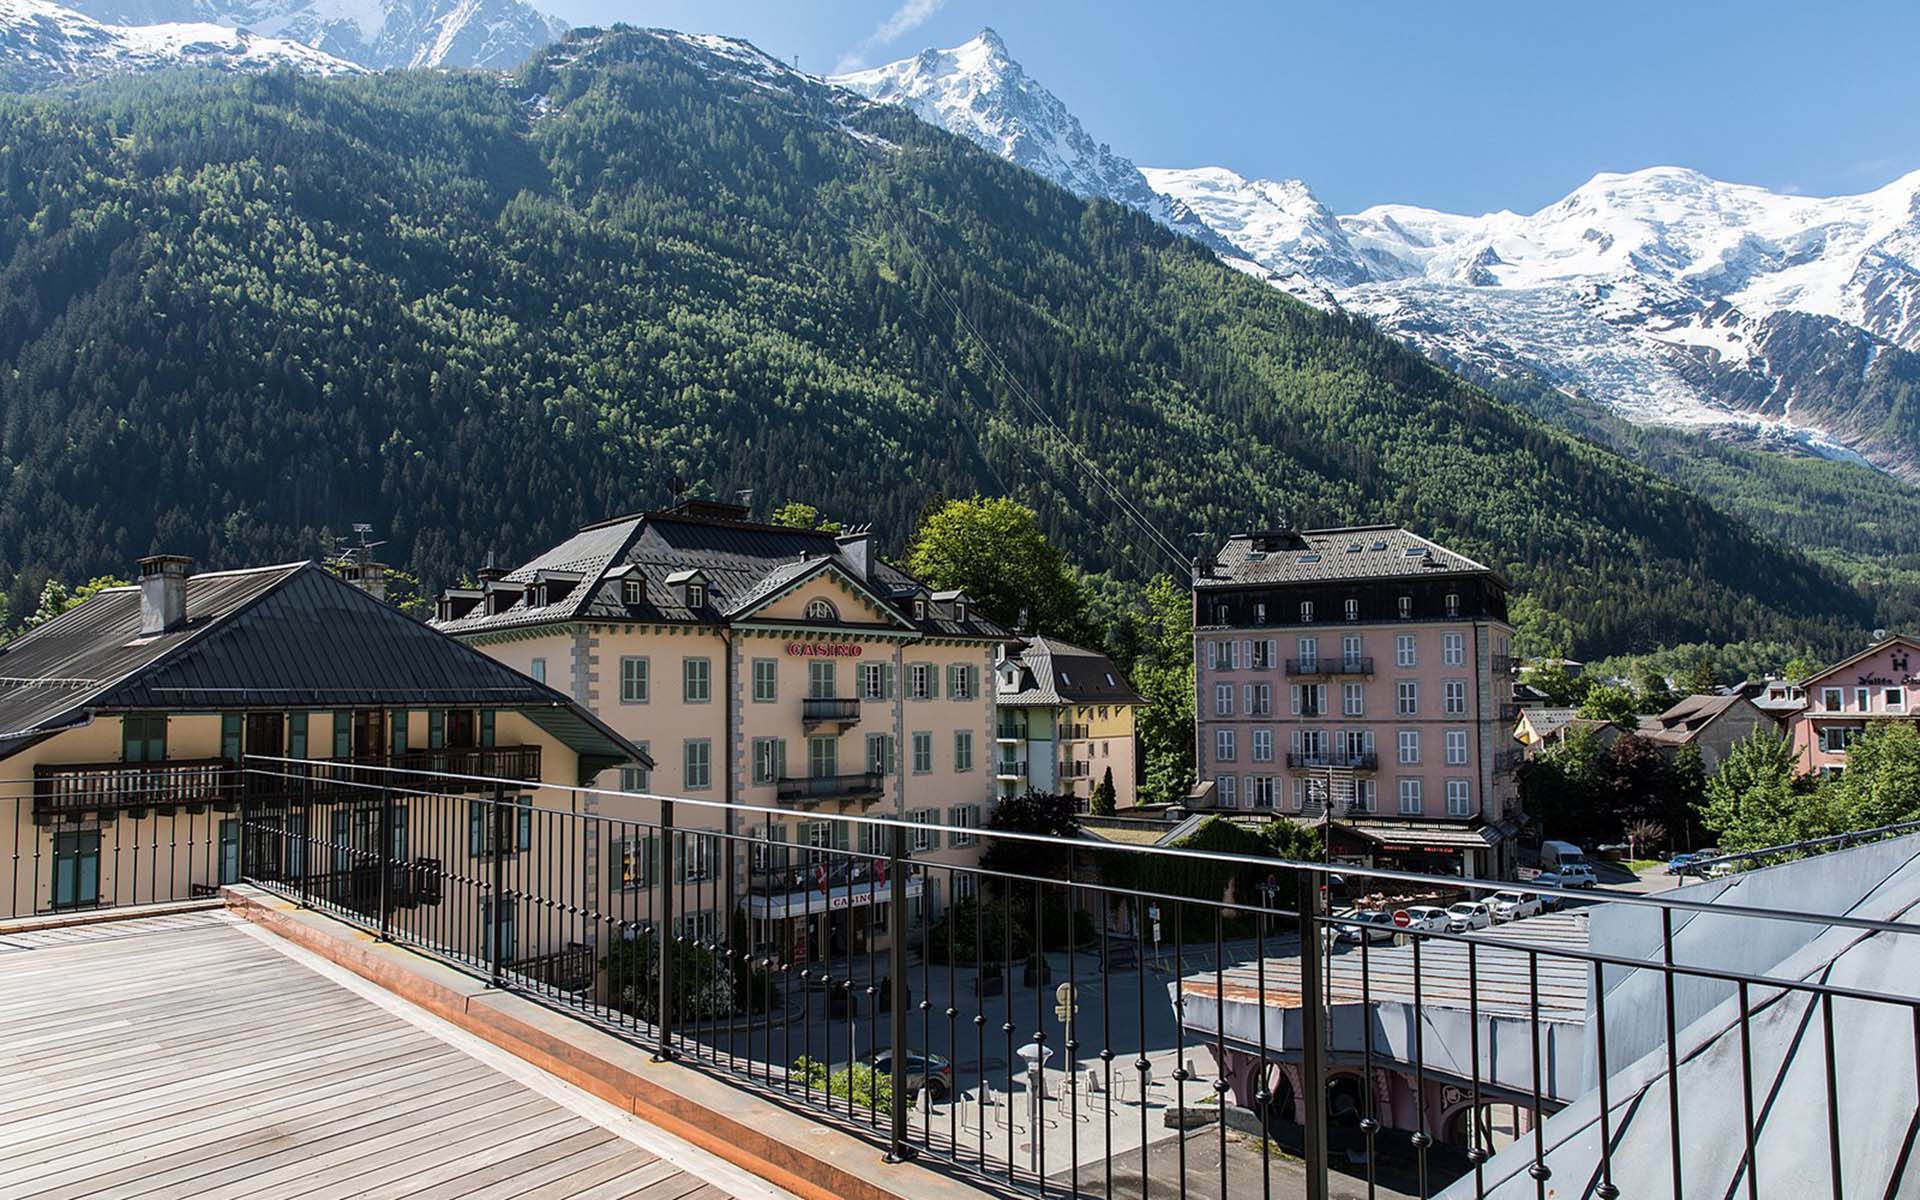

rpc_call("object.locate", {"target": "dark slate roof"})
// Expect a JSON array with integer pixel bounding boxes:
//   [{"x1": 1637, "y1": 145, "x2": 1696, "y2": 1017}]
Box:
[
  {"x1": 0, "y1": 563, "x2": 645, "y2": 775},
  {"x1": 1199, "y1": 524, "x2": 1502, "y2": 588},
  {"x1": 998, "y1": 635, "x2": 1144, "y2": 708},
  {"x1": 434, "y1": 505, "x2": 1008, "y2": 642},
  {"x1": 1637, "y1": 693, "x2": 1752, "y2": 745}
]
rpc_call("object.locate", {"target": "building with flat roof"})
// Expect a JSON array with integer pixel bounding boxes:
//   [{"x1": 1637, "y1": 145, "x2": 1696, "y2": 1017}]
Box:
[
  {"x1": 432, "y1": 500, "x2": 1008, "y2": 962},
  {"x1": 993, "y1": 634, "x2": 1144, "y2": 809},
  {"x1": 1191, "y1": 524, "x2": 1520, "y2": 878}
]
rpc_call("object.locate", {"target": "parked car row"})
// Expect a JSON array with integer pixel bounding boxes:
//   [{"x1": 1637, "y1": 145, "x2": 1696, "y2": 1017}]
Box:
[{"x1": 1337, "y1": 884, "x2": 1557, "y2": 944}]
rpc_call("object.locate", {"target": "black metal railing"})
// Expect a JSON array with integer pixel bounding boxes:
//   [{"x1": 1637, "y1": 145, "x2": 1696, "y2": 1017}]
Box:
[
  {"x1": 801, "y1": 698, "x2": 862, "y2": 726},
  {"x1": 10, "y1": 755, "x2": 1919, "y2": 1200},
  {"x1": 1286, "y1": 656, "x2": 1374, "y2": 676},
  {"x1": 1286, "y1": 751, "x2": 1378, "y2": 770},
  {"x1": 775, "y1": 771, "x2": 885, "y2": 805}
]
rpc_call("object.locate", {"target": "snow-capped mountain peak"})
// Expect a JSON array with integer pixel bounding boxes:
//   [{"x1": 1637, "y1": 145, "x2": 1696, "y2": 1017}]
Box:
[
  {"x1": 832, "y1": 30, "x2": 1242, "y2": 257},
  {"x1": 0, "y1": 0, "x2": 361, "y2": 88}
]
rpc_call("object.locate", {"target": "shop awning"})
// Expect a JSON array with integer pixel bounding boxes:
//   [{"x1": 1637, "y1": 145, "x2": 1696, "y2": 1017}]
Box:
[{"x1": 747, "y1": 878, "x2": 923, "y2": 921}]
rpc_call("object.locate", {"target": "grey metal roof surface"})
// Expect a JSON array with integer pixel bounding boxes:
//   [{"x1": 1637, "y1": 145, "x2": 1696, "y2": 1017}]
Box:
[
  {"x1": 1200, "y1": 524, "x2": 1499, "y2": 587},
  {"x1": 434, "y1": 508, "x2": 1009, "y2": 642},
  {"x1": 0, "y1": 563, "x2": 645, "y2": 773},
  {"x1": 997, "y1": 634, "x2": 1144, "y2": 707}
]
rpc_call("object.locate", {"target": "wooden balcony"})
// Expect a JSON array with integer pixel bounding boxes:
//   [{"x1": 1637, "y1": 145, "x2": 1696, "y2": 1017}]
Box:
[{"x1": 33, "y1": 758, "x2": 235, "y2": 820}]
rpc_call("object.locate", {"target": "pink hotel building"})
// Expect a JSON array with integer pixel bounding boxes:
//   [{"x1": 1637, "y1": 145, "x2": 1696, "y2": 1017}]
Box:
[
  {"x1": 1786, "y1": 634, "x2": 1920, "y2": 775},
  {"x1": 1191, "y1": 525, "x2": 1522, "y2": 879}
]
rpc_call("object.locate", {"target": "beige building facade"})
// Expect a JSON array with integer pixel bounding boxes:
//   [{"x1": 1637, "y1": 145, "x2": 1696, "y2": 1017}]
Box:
[{"x1": 435, "y1": 501, "x2": 1007, "y2": 962}]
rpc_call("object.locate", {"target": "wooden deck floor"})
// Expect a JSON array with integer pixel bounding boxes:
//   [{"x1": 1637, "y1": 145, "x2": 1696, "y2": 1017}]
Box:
[{"x1": 0, "y1": 911, "x2": 742, "y2": 1199}]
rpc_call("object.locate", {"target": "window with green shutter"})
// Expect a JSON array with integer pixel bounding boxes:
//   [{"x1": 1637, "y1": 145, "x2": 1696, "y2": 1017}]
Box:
[
  {"x1": 332, "y1": 711, "x2": 351, "y2": 758},
  {"x1": 220, "y1": 713, "x2": 242, "y2": 764},
  {"x1": 390, "y1": 710, "x2": 409, "y2": 756},
  {"x1": 480, "y1": 710, "x2": 495, "y2": 747},
  {"x1": 428, "y1": 709, "x2": 445, "y2": 749},
  {"x1": 122, "y1": 714, "x2": 166, "y2": 763},
  {"x1": 288, "y1": 712, "x2": 308, "y2": 759}
]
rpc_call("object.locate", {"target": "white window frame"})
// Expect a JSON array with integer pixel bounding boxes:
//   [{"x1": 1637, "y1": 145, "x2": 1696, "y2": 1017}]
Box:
[
  {"x1": 529, "y1": 657, "x2": 547, "y2": 684},
  {"x1": 1397, "y1": 729, "x2": 1420, "y2": 765},
  {"x1": 1444, "y1": 680, "x2": 1468, "y2": 716},
  {"x1": 1217, "y1": 776, "x2": 1237, "y2": 809},
  {"x1": 1215, "y1": 729, "x2": 1236, "y2": 763},
  {"x1": 1446, "y1": 778, "x2": 1471, "y2": 817},
  {"x1": 1445, "y1": 729, "x2": 1469, "y2": 766},
  {"x1": 1343, "y1": 682, "x2": 1364, "y2": 717},
  {"x1": 910, "y1": 664, "x2": 931, "y2": 700},
  {"x1": 862, "y1": 662, "x2": 886, "y2": 700},
  {"x1": 1397, "y1": 680, "x2": 1418, "y2": 715},
  {"x1": 1344, "y1": 598, "x2": 1359, "y2": 622},
  {"x1": 1821, "y1": 687, "x2": 1843, "y2": 711},
  {"x1": 1252, "y1": 728, "x2": 1274, "y2": 763},
  {"x1": 1395, "y1": 634, "x2": 1417, "y2": 668},
  {"x1": 1300, "y1": 600, "x2": 1315, "y2": 624},
  {"x1": 1398, "y1": 777, "x2": 1423, "y2": 815},
  {"x1": 1215, "y1": 683, "x2": 1234, "y2": 717},
  {"x1": 1442, "y1": 632, "x2": 1465, "y2": 667}
]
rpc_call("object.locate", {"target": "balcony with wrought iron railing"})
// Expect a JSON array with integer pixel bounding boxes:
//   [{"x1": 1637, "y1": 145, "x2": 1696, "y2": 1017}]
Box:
[
  {"x1": 8, "y1": 760, "x2": 1917, "y2": 1200},
  {"x1": 32, "y1": 757, "x2": 234, "y2": 818},
  {"x1": 800, "y1": 697, "x2": 861, "y2": 732},
  {"x1": 1285, "y1": 656, "x2": 1374, "y2": 677},
  {"x1": 774, "y1": 770, "x2": 885, "y2": 806},
  {"x1": 1284, "y1": 751, "x2": 1378, "y2": 771}
]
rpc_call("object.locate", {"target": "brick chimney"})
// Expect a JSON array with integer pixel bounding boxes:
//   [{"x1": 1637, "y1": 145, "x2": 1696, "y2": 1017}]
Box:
[{"x1": 137, "y1": 555, "x2": 193, "y2": 636}]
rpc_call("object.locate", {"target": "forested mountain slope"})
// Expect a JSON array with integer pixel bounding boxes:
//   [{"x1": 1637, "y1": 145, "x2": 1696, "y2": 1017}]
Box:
[{"x1": 0, "y1": 28, "x2": 1887, "y2": 654}]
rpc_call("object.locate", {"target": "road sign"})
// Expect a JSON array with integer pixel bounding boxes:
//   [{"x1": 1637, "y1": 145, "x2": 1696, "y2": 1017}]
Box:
[{"x1": 1392, "y1": 909, "x2": 1412, "y2": 928}]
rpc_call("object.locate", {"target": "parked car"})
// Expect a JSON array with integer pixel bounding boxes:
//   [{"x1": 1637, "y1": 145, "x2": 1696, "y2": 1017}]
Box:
[
  {"x1": 1665, "y1": 853, "x2": 1700, "y2": 875},
  {"x1": 1536, "y1": 863, "x2": 1598, "y2": 893},
  {"x1": 1334, "y1": 911, "x2": 1397, "y2": 944},
  {"x1": 1488, "y1": 890, "x2": 1543, "y2": 922},
  {"x1": 1396, "y1": 905, "x2": 1451, "y2": 933},
  {"x1": 1446, "y1": 901, "x2": 1493, "y2": 932},
  {"x1": 860, "y1": 1050, "x2": 954, "y2": 1101}
]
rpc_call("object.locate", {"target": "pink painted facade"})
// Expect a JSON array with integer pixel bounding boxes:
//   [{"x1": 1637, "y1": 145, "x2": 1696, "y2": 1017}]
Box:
[{"x1": 1787, "y1": 635, "x2": 1920, "y2": 775}]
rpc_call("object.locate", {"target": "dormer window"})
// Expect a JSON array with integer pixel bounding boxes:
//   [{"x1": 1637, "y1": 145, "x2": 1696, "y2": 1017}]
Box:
[
  {"x1": 1398, "y1": 595, "x2": 1413, "y2": 620},
  {"x1": 687, "y1": 583, "x2": 706, "y2": 609},
  {"x1": 623, "y1": 578, "x2": 643, "y2": 606},
  {"x1": 1300, "y1": 600, "x2": 1314, "y2": 624},
  {"x1": 525, "y1": 585, "x2": 543, "y2": 608},
  {"x1": 1444, "y1": 593, "x2": 1461, "y2": 617},
  {"x1": 956, "y1": 600, "x2": 968, "y2": 623},
  {"x1": 1254, "y1": 603, "x2": 1266, "y2": 625},
  {"x1": 1344, "y1": 598, "x2": 1359, "y2": 622},
  {"x1": 436, "y1": 598, "x2": 452, "y2": 622},
  {"x1": 914, "y1": 599, "x2": 927, "y2": 620},
  {"x1": 805, "y1": 598, "x2": 838, "y2": 621}
]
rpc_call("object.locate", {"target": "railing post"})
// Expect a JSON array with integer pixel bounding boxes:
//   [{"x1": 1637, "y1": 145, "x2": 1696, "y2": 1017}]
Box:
[
  {"x1": 375, "y1": 782, "x2": 394, "y2": 941},
  {"x1": 885, "y1": 821, "x2": 913, "y2": 1162},
  {"x1": 655, "y1": 798, "x2": 675, "y2": 1060},
  {"x1": 489, "y1": 781, "x2": 506, "y2": 987},
  {"x1": 1297, "y1": 869, "x2": 1330, "y2": 1200},
  {"x1": 236, "y1": 760, "x2": 252, "y2": 884}
]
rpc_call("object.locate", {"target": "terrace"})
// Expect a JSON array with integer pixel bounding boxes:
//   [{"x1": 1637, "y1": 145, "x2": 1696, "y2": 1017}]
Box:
[{"x1": 3, "y1": 760, "x2": 1916, "y2": 1200}]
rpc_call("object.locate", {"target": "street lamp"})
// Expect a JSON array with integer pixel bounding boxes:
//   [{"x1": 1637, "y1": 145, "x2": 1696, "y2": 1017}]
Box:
[{"x1": 1016, "y1": 1040, "x2": 1054, "y2": 1175}]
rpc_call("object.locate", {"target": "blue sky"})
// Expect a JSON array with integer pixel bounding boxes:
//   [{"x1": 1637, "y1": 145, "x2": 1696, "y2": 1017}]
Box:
[{"x1": 551, "y1": 1, "x2": 1920, "y2": 215}]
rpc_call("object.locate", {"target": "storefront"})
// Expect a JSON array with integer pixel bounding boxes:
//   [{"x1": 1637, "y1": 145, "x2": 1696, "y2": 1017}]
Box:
[
  {"x1": 1315, "y1": 819, "x2": 1512, "y2": 881},
  {"x1": 746, "y1": 867, "x2": 924, "y2": 964}
]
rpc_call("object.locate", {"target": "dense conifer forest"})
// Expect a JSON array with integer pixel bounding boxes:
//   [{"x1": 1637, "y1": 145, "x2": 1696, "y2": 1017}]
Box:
[{"x1": 0, "y1": 29, "x2": 1897, "y2": 655}]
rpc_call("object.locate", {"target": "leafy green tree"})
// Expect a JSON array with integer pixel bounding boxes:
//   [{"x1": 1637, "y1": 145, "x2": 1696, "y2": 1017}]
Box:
[
  {"x1": 1823, "y1": 722, "x2": 1920, "y2": 833},
  {"x1": 1090, "y1": 767, "x2": 1116, "y2": 816},
  {"x1": 1579, "y1": 684, "x2": 1641, "y2": 727},
  {"x1": 1523, "y1": 657, "x2": 1589, "y2": 707},
  {"x1": 1684, "y1": 653, "x2": 1719, "y2": 695},
  {"x1": 1130, "y1": 575, "x2": 1196, "y2": 805},
  {"x1": 1699, "y1": 729, "x2": 1819, "y2": 853},
  {"x1": 1509, "y1": 595, "x2": 1576, "y2": 659},
  {"x1": 24, "y1": 575, "x2": 128, "y2": 629},
  {"x1": 980, "y1": 790, "x2": 1079, "y2": 876},
  {"x1": 905, "y1": 498, "x2": 1090, "y2": 638},
  {"x1": 1630, "y1": 661, "x2": 1679, "y2": 714},
  {"x1": 790, "y1": 1057, "x2": 891, "y2": 1108},
  {"x1": 770, "y1": 502, "x2": 843, "y2": 534},
  {"x1": 1519, "y1": 726, "x2": 1607, "y2": 843}
]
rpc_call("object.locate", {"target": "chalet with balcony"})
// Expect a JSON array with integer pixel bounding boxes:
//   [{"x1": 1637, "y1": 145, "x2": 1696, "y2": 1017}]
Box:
[
  {"x1": 0, "y1": 556, "x2": 643, "y2": 931},
  {"x1": 1786, "y1": 633, "x2": 1920, "y2": 776},
  {"x1": 430, "y1": 500, "x2": 1008, "y2": 963},
  {"x1": 994, "y1": 635, "x2": 1145, "y2": 810}
]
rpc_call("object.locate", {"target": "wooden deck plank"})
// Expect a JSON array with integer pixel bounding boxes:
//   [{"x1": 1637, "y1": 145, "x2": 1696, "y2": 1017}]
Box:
[{"x1": 0, "y1": 914, "x2": 747, "y2": 1200}]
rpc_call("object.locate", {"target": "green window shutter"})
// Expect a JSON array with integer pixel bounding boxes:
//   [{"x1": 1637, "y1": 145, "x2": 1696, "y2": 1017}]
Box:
[
  {"x1": 646, "y1": 834, "x2": 660, "y2": 886},
  {"x1": 969, "y1": 665, "x2": 981, "y2": 698},
  {"x1": 772, "y1": 825, "x2": 789, "y2": 870},
  {"x1": 220, "y1": 713, "x2": 242, "y2": 764},
  {"x1": 516, "y1": 796, "x2": 531, "y2": 850},
  {"x1": 390, "y1": 710, "x2": 409, "y2": 755},
  {"x1": 333, "y1": 711, "x2": 350, "y2": 758},
  {"x1": 469, "y1": 803, "x2": 485, "y2": 857},
  {"x1": 832, "y1": 821, "x2": 850, "y2": 852},
  {"x1": 481, "y1": 711, "x2": 496, "y2": 747},
  {"x1": 288, "y1": 712, "x2": 308, "y2": 759},
  {"x1": 428, "y1": 710, "x2": 445, "y2": 749},
  {"x1": 391, "y1": 807, "x2": 409, "y2": 860},
  {"x1": 775, "y1": 738, "x2": 787, "y2": 780},
  {"x1": 885, "y1": 663, "x2": 897, "y2": 699}
]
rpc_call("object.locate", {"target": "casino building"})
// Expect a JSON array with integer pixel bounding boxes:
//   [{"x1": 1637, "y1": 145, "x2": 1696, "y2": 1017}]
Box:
[{"x1": 432, "y1": 500, "x2": 1007, "y2": 962}]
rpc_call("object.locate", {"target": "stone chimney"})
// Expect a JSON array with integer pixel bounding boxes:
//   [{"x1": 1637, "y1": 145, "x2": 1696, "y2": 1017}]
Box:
[
  {"x1": 836, "y1": 528, "x2": 873, "y2": 581},
  {"x1": 137, "y1": 554, "x2": 193, "y2": 636},
  {"x1": 338, "y1": 557, "x2": 387, "y2": 602}
]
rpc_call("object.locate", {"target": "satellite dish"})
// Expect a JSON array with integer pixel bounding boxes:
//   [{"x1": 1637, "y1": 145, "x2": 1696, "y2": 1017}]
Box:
[{"x1": 1875, "y1": 628, "x2": 1890, "y2": 642}]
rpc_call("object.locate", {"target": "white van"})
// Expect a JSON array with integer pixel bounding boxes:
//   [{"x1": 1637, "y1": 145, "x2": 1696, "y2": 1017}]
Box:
[{"x1": 1541, "y1": 840, "x2": 1586, "y2": 869}]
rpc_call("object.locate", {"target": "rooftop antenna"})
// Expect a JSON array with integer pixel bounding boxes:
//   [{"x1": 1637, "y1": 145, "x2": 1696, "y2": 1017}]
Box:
[
  {"x1": 667, "y1": 474, "x2": 686, "y2": 508},
  {"x1": 736, "y1": 488, "x2": 755, "y2": 512},
  {"x1": 331, "y1": 522, "x2": 386, "y2": 567}
]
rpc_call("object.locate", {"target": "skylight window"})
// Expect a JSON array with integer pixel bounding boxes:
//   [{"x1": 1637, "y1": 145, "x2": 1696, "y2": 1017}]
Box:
[
  {"x1": 1404, "y1": 547, "x2": 1426, "y2": 557},
  {"x1": 1371, "y1": 540, "x2": 1388, "y2": 551},
  {"x1": 1298, "y1": 553, "x2": 1321, "y2": 564},
  {"x1": 1346, "y1": 543, "x2": 1362, "y2": 553}
]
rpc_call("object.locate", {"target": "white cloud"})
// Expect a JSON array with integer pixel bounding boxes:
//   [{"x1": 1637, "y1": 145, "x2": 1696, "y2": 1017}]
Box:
[{"x1": 832, "y1": 0, "x2": 947, "y2": 74}]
